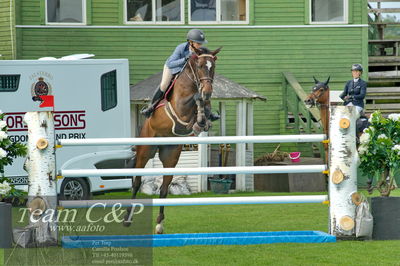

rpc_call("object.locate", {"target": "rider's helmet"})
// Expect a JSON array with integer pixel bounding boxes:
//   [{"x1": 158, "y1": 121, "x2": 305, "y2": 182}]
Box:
[
  {"x1": 351, "y1": 64, "x2": 363, "y2": 72},
  {"x1": 187, "y1": 29, "x2": 208, "y2": 44}
]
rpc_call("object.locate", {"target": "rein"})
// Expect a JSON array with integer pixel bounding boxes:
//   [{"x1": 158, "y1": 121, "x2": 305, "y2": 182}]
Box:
[{"x1": 311, "y1": 86, "x2": 329, "y2": 108}]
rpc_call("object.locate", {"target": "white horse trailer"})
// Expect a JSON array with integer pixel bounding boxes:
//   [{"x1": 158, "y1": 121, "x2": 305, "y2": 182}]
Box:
[{"x1": 0, "y1": 59, "x2": 133, "y2": 199}]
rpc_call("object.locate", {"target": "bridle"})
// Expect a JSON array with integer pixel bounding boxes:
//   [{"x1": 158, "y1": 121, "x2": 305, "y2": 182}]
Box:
[
  {"x1": 310, "y1": 85, "x2": 329, "y2": 108},
  {"x1": 186, "y1": 54, "x2": 215, "y2": 94}
]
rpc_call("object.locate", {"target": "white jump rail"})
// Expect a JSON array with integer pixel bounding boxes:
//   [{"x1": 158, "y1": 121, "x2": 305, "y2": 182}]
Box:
[
  {"x1": 25, "y1": 105, "x2": 359, "y2": 242},
  {"x1": 59, "y1": 195, "x2": 329, "y2": 208},
  {"x1": 59, "y1": 165, "x2": 327, "y2": 178},
  {"x1": 56, "y1": 134, "x2": 327, "y2": 146}
]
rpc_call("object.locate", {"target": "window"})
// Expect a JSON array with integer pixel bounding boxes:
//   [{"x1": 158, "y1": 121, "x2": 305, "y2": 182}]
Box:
[
  {"x1": 125, "y1": 0, "x2": 184, "y2": 23},
  {"x1": 190, "y1": 0, "x2": 248, "y2": 23},
  {"x1": 46, "y1": 0, "x2": 85, "y2": 24},
  {"x1": 0, "y1": 75, "x2": 20, "y2": 92},
  {"x1": 311, "y1": 0, "x2": 348, "y2": 23},
  {"x1": 101, "y1": 70, "x2": 117, "y2": 111}
]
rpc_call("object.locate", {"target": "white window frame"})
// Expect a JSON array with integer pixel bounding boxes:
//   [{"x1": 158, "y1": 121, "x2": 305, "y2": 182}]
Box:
[
  {"x1": 188, "y1": 0, "x2": 249, "y2": 24},
  {"x1": 45, "y1": 0, "x2": 87, "y2": 25},
  {"x1": 124, "y1": 0, "x2": 185, "y2": 24},
  {"x1": 309, "y1": 0, "x2": 348, "y2": 24}
]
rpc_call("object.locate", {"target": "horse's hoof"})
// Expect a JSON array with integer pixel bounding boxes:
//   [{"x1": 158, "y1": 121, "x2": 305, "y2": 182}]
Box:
[
  {"x1": 122, "y1": 220, "x2": 132, "y2": 227},
  {"x1": 155, "y1": 223, "x2": 164, "y2": 234},
  {"x1": 122, "y1": 214, "x2": 132, "y2": 227},
  {"x1": 193, "y1": 123, "x2": 202, "y2": 134},
  {"x1": 204, "y1": 121, "x2": 212, "y2": 131}
]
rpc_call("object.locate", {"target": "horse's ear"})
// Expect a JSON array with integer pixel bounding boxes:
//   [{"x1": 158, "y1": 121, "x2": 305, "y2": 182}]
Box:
[
  {"x1": 324, "y1": 76, "x2": 331, "y2": 86},
  {"x1": 313, "y1": 76, "x2": 319, "y2": 84},
  {"x1": 212, "y1": 46, "x2": 223, "y2": 56}
]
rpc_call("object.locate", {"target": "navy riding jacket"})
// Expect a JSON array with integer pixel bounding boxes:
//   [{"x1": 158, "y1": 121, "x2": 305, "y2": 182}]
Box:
[
  {"x1": 165, "y1": 42, "x2": 192, "y2": 75},
  {"x1": 339, "y1": 78, "x2": 368, "y2": 108}
]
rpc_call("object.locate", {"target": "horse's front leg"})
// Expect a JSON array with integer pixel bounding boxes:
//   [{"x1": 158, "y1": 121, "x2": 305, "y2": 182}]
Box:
[
  {"x1": 196, "y1": 99, "x2": 206, "y2": 126},
  {"x1": 193, "y1": 98, "x2": 207, "y2": 134},
  {"x1": 203, "y1": 100, "x2": 213, "y2": 131},
  {"x1": 155, "y1": 175, "x2": 173, "y2": 234}
]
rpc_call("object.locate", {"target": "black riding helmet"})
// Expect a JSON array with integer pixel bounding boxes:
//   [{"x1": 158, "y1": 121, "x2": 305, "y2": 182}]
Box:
[
  {"x1": 351, "y1": 64, "x2": 363, "y2": 72},
  {"x1": 187, "y1": 29, "x2": 208, "y2": 44}
]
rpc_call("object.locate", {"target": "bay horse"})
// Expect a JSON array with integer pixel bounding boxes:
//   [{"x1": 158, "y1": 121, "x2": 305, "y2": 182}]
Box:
[
  {"x1": 123, "y1": 46, "x2": 222, "y2": 233},
  {"x1": 304, "y1": 76, "x2": 330, "y2": 161}
]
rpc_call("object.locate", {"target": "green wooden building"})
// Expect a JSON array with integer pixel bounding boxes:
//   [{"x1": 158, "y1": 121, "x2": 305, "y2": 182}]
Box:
[{"x1": 1, "y1": 0, "x2": 369, "y2": 157}]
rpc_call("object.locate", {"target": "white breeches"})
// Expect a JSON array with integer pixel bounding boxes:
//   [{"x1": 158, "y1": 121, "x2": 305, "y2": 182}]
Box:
[
  {"x1": 160, "y1": 64, "x2": 173, "y2": 92},
  {"x1": 345, "y1": 102, "x2": 363, "y2": 115}
]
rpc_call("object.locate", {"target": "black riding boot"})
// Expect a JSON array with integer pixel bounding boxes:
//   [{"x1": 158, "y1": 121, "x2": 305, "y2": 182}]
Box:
[
  {"x1": 204, "y1": 101, "x2": 220, "y2": 121},
  {"x1": 208, "y1": 111, "x2": 220, "y2": 121},
  {"x1": 141, "y1": 87, "x2": 165, "y2": 117}
]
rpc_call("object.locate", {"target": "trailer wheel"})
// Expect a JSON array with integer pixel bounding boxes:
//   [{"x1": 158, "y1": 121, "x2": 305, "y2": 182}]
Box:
[{"x1": 60, "y1": 178, "x2": 91, "y2": 200}]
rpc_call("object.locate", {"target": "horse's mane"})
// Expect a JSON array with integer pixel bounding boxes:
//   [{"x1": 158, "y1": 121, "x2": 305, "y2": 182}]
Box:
[
  {"x1": 186, "y1": 47, "x2": 212, "y2": 66},
  {"x1": 197, "y1": 47, "x2": 211, "y2": 55}
]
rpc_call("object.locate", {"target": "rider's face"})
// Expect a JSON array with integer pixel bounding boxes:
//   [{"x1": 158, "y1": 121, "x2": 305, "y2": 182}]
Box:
[
  {"x1": 352, "y1": 70, "x2": 361, "y2": 79},
  {"x1": 191, "y1": 42, "x2": 202, "y2": 49}
]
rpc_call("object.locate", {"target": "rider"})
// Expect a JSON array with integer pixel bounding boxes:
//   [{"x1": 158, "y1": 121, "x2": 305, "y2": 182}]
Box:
[
  {"x1": 339, "y1": 64, "x2": 367, "y2": 114},
  {"x1": 141, "y1": 29, "x2": 219, "y2": 120}
]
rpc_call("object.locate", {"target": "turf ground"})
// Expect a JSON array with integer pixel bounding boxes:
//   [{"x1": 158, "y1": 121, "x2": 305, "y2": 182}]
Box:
[{"x1": 1, "y1": 190, "x2": 400, "y2": 265}]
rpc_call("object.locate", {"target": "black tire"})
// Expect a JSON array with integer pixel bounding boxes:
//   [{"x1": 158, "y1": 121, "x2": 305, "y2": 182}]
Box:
[{"x1": 60, "y1": 178, "x2": 91, "y2": 200}]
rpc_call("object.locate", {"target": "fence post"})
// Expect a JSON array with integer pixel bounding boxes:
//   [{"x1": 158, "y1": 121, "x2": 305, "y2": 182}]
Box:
[
  {"x1": 329, "y1": 106, "x2": 360, "y2": 237},
  {"x1": 16, "y1": 111, "x2": 58, "y2": 247}
]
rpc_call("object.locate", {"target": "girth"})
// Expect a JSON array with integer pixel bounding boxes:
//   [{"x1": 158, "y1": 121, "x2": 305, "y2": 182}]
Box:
[{"x1": 164, "y1": 101, "x2": 194, "y2": 136}]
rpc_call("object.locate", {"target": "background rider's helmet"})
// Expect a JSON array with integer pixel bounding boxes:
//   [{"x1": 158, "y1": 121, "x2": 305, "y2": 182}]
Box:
[
  {"x1": 187, "y1": 29, "x2": 208, "y2": 44},
  {"x1": 351, "y1": 64, "x2": 363, "y2": 72}
]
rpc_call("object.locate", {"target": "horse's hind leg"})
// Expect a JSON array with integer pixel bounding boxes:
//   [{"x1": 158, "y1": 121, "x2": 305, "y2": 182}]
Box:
[
  {"x1": 123, "y1": 144, "x2": 157, "y2": 227},
  {"x1": 155, "y1": 144, "x2": 183, "y2": 234}
]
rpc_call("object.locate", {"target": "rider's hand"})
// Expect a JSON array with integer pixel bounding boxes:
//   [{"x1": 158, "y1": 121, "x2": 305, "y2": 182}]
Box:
[{"x1": 344, "y1": 96, "x2": 351, "y2": 101}]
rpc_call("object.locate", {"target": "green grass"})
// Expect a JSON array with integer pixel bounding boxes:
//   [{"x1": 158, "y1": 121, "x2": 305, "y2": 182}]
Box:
[{"x1": 1, "y1": 190, "x2": 400, "y2": 265}]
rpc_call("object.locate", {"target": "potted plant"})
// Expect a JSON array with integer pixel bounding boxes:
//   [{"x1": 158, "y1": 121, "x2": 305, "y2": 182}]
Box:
[
  {"x1": 0, "y1": 177, "x2": 27, "y2": 206},
  {"x1": 358, "y1": 111, "x2": 400, "y2": 239},
  {"x1": 209, "y1": 144, "x2": 233, "y2": 194},
  {"x1": 0, "y1": 110, "x2": 27, "y2": 206}
]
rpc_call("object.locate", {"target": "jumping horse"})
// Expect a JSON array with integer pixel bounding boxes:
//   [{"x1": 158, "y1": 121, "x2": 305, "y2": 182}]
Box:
[
  {"x1": 123, "y1": 46, "x2": 222, "y2": 233},
  {"x1": 304, "y1": 76, "x2": 330, "y2": 161}
]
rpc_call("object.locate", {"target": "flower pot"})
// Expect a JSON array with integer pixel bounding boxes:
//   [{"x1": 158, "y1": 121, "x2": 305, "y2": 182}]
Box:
[
  {"x1": 2, "y1": 197, "x2": 27, "y2": 207},
  {"x1": 0, "y1": 202, "x2": 13, "y2": 248},
  {"x1": 209, "y1": 179, "x2": 233, "y2": 194},
  {"x1": 371, "y1": 197, "x2": 400, "y2": 240}
]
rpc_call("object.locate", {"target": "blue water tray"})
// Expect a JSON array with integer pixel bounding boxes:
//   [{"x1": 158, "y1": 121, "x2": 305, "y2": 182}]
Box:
[{"x1": 62, "y1": 231, "x2": 336, "y2": 248}]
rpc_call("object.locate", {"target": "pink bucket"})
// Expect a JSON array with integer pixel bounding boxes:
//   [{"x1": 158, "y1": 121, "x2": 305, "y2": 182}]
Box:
[{"x1": 289, "y1": 152, "x2": 301, "y2": 163}]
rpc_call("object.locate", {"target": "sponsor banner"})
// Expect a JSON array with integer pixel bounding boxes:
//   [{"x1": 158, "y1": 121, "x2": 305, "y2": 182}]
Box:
[{"x1": 4, "y1": 111, "x2": 86, "y2": 132}]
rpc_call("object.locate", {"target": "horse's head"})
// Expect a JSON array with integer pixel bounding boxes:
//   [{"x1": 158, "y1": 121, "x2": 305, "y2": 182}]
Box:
[
  {"x1": 189, "y1": 46, "x2": 222, "y2": 100},
  {"x1": 304, "y1": 76, "x2": 330, "y2": 108}
]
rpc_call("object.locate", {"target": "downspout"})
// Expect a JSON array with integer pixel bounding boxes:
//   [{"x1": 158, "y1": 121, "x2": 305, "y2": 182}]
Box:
[{"x1": 9, "y1": 0, "x2": 14, "y2": 59}]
